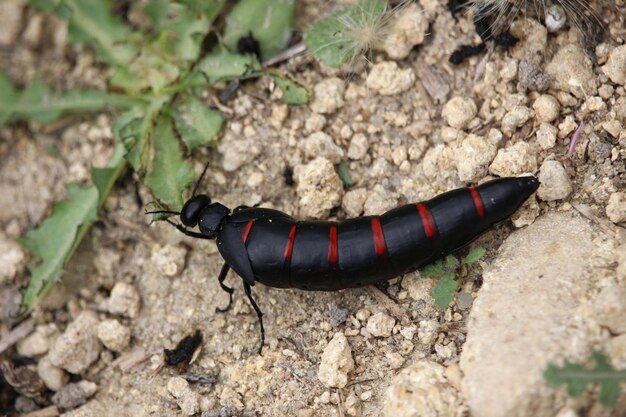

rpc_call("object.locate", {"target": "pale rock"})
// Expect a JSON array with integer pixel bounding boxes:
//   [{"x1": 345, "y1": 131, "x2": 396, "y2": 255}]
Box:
[
  {"x1": 454, "y1": 134, "x2": 498, "y2": 182},
  {"x1": 537, "y1": 161, "x2": 572, "y2": 201},
  {"x1": 294, "y1": 157, "x2": 343, "y2": 218},
  {"x1": 37, "y1": 355, "x2": 69, "y2": 391},
  {"x1": 601, "y1": 45, "x2": 626, "y2": 85},
  {"x1": 17, "y1": 324, "x2": 58, "y2": 357},
  {"x1": 366, "y1": 312, "x2": 395, "y2": 337},
  {"x1": 461, "y1": 212, "x2": 595, "y2": 417},
  {"x1": 381, "y1": 3, "x2": 428, "y2": 60},
  {"x1": 363, "y1": 185, "x2": 397, "y2": 216},
  {"x1": 509, "y1": 19, "x2": 547, "y2": 64},
  {"x1": 489, "y1": 141, "x2": 537, "y2": 177},
  {"x1": 302, "y1": 131, "x2": 344, "y2": 164},
  {"x1": 593, "y1": 283, "x2": 626, "y2": 334},
  {"x1": 97, "y1": 319, "x2": 131, "y2": 352},
  {"x1": 311, "y1": 78, "x2": 345, "y2": 114},
  {"x1": 347, "y1": 133, "x2": 369, "y2": 160},
  {"x1": 557, "y1": 115, "x2": 578, "y2": 139},
  {"x1": 616, "y1": 245, "x2": 626, "y2": 280},
  {"x1": 511, "y1": 197, "x2": 540, "y2": 228},
  {"x1": 384, "y1": 360, "x2": 464, "y2": 417},
  {"x1": 0, "y1": 0, "x2": 25, "y2": 46},
  {"x1": 107, "y1": 282, "x2": 140, "y2": 318},
  {"x1": 218, "y1": 132, "x2": 260, "y2": 172},
  {"x1": 168, "y1": 377, "x2": 200, "y2": 415},
  {"x1": 546, "y1": 44, "x2": 597, "y2": 98},
  {"x1": 532, "y1": 95, "x2": 560, "y2": 123},
  {"x1": 318, "y1": 332, "x2": 355, "y2": 388},
  {"x1": 607, "y1": 334, "x2": 626, "y2": 368},
  {"x1": 270, "y1": 104, "x2": 289, "y2": 129},
  {"x1": 304, "y1": 113, "x2": 326, "y2": 133},
  {"x1": 342, "y1": 188, "x2": 368, "y2": 217},
  {"x1": 391, "y1": 146, "x2": 407, "y2": 166},
  {"x1": 418, "y1": 319, "x2": 440, "y2": 345},
  {"x1": 48, "y1": 311, "x2": 101, "y2": 374},
  {"x1": 442, "y1": 97, "x2": 477, "y2": 130},
  {"x1": 366, "y1": 61, "x2": 415, "y2": 95},
  {"x1": 52, "y1": 380, "x2": 97, "y2": 410},
  {"x1": 501, "y1": 106, "x2": 533, "y2": 137},
  {"x1": 0, "y1": 232, "x2": 24, "y2": 285},
  {"x1": 606, "y1": 192, "x2": 626, "y2": 224},
  {"x1": 536, "y1": 123, "x2": 557, "y2": 150},
  {"x1": 150, "y1": 244, "x2": 187, "y2": 277},
  {"x1": 602, "y1": 120, "x2": 623, "y2": 139}
]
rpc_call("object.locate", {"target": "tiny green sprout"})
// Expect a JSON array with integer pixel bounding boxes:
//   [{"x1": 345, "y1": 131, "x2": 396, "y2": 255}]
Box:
[
  {"x1": 418, "y1": 247, "x2": 486, "y2": 309},
  {"x1": 545, "y1": 352, "x2": 626, "y2": 407}
]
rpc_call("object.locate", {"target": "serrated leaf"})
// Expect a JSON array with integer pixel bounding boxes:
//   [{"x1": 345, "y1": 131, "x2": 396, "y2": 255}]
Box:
[
  {"x1": 20, "y1": 184, "x2": 99, "y2": 310},
  {"x1": 419, "y1": 261, "x2": 444, "y2": 278},
  {"x1": 172, "y1": 96, "x2": 223, "y2": 150},
  {"x1": 110, "y1": 52, "x2": 181, "y2": 94},
  {"x1": 0, "y1": 73, "x2": 140, "y2": 125},
  {"x1": 195, "y1": 50, "x2": 262, "y2": 85},
  {"x1": 462, "y1": 247, "x2": 486, "y2": 265},
  {"x1": 223, "y1": 0, "x2": 295, "y2": 60},
  {"x1": 116, "y1": 97, "x2": 168, "y2": 172},
  {"x1": 272, "y1": 73, "x2": 309, "y2": 105},
  {"x1": 337, "y1": 160, "x2": 354, "y2": 187},
  {"x1": 30, "y1": 0, "x2": 137, "y2": 66},
  {"x1": 305, "y1": 0, "x2": 388, "y2": 68},
  {"x1": 432, "y1": 273, "x2": 458, "y2": 309},
  {"x1": 544, "y1": 352, "x2": 626, "y2": 408},
  {"x1": 145, "y1": 113, "x2": 194, "y2": 210}
]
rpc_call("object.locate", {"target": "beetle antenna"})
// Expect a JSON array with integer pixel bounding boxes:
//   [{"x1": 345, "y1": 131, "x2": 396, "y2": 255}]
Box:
[
  {"x1": 145, "y1": 210, "x2": 181, "y2": 216},
  {"x1": 192, "y1": 161, "x2": 211, "y2": 197}
]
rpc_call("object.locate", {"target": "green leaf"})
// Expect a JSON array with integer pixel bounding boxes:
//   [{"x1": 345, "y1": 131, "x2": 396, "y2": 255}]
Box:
[
  {"x1": 305, "y1": 0, "x2": 388, "y2": 68},
  {"x1": 462, "y1": 247, "x2": 486, "y2": 265},
  {"x1": 91, "y1": 142, "x2": 126, "y2": 206},
  {"x1": 444, "y1": 254, "x2": 459, "y2": 271},
  {"x1": 175, "y1": 0, "x2": 226, "y2": 22},
  {"x1": 195, "y1": 49, "x2": 262, "y2": 85},
  {"x1": 0, "y1": 74, "x2": 141, "y2": 125},
  {"x1": 145, "y1": 113, "x2": 194, "y2": 210},
  {"x1": 272, "y1": 73, "x2": 309, "y2": 105},
  {"x1": 544, "y1": 352, "x2": 626, "y2": 408},
  {"x1": 337, "y1": 160, "x2": 354, "y2": 187},
  {"x1": 155, "y1": 4, "x2": 209, "y2": 62},
  {"x1": 172, "y1": 96, "x2": 223, "y2": 150},
  {"x1": 30, "y1": 0, "x2": 137, "y2": 66},
  {"x1": 110, "y1": 53, "x2": 181, "y2": 94},
  {"x1": 223, "y1": 0, "x2": 295, "y2": 59},
  {"x1": 20, "y1": 184, "x2": 99, "y2": 310},
  {"x1": 116, "y1": 97, "x2": 168, "y2": 172},
  {"x1": 144, "y1": 0, "x2": 169, "y2": 28},
  {"x1": 432, "y1": 273, "x2": 458, "y2": 309},
  {"x1": 419, "y1": 260, "x2": 444, "y2": 278}
]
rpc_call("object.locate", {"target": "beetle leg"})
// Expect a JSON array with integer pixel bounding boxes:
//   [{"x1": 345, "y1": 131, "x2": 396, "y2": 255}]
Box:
[
  {"x1": 243, "y1": 282, "x2": 265, "y2": 355},
  {"x1": 215, "y1": 263, "x2": 234, "y2": 313},
  {"x1": 163, "y1": 219, "x2": 212, "y2": 240}
]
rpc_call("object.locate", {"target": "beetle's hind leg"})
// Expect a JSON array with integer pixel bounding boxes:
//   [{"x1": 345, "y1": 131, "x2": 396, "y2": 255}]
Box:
[
  {"x1": 243, "y1": 282, "x2": 265, "y2": 355},
  {"x1": 215, "y1": 263, "x2": 234, "y2": 313}
]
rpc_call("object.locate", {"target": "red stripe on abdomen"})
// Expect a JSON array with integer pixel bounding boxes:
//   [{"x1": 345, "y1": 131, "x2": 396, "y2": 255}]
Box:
[
  {"x1": 469, "y1": 187, "x2": 485, "y2": 218},
  {"x1": 283, "y1": 225, "x2": 297, "y2": 262},
  {"x1": 328, "y1": 225, "x2": 338, "y2": 267},
  {"x1": 416, "y1": 203, "x2": 437, "y2": 239},
  {"x1": 241, "y1": 220, "x2": 254, "y2": 243},
  {"x1": 370, "y1": 217, "x2": 387, "y2": 257}
]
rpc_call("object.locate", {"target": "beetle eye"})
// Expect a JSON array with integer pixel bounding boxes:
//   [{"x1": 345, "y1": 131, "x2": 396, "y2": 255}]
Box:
[{"x1": 181, "y1": 195, "x2": 211, "y2": 227}]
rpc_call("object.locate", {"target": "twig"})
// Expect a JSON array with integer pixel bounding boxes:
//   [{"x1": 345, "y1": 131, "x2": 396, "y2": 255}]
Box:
[
  {"x1": 263, "y1": 42, "x2": 307, "y2": 67},
  {"x1": 365, "y1": 285, "x2": 410, "y2": 325},
  {"x1": 0, "y1": 318, "x2": 34, "y2": 355}
]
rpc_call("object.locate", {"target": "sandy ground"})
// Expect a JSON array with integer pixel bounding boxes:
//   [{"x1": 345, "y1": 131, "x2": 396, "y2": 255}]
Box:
[{"x1": 1, "y1": 0, "x2": 625, "y2": 416}]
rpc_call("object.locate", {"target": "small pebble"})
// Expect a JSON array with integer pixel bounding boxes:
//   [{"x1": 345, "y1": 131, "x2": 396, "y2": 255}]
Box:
[
  {"x1": 442, "y1": 97, "x2": 477, "y2": 130},
  {"x1": 454, "y1": 134, "x2": 498, "y2": 182},
  {"x1": 342, "y1": 188, "x2": 368, "y2": 217},
  {"x1": 311, "y1": 78, "x2": 345, "y2": 114},
  {"x1": 601, "y1": 45, "x2": 626, "y2": 86},
  {"x1": 380, "y1": 3, "x2": 428, "y2": 60},
  {"x1": 0, "y1": 232, "x2": 24, "y2": 285},
  {"x1": 501, "y1": 106, "x2": 532, "y2": 137},
  {"x1": 537, "y1": 161, "x2": 572, "y2": 201},
  {"x1": 168, "y1": 377, "x2": 201, "y2": 416},
  {"x1": 17, "y1": 324, "x2": 58, "y2": 357},
  {"x1": 294, "y1": 157, "x2": 344, "y2": 218},
  {"x1": 536, "y1": 123, "x2": 557, "y2": 150},
  {"x1": 318, "y1": 332, "x2": 355, "y2": 388},
  {"x1": 97, "y1": 319, "x2": 131, "y2": 352},
  {"x1": 366, "y1": 312, "x2": 395, "y2": 337},
  {"x1": 366, "y1": 61, "x2": 415, "y2": 95},
  {"x1": 302, "y1": 132, "x2": 344, "y2": 164},
  {"x1": 48, "y1": 311, "x2": 102, "y2": 374},
  {"x1": 606, "y1": 192, "x2": 626, "y2": 224},
  {"x1": 418, "y1": 319, "x2": 440, "y2": 345},
  {"x1": 52, "y1": 380, "x2": 97, "y2": 410},
  {"x1": 107, "y1": 282, "x2": 141, "y2": 318},
  {"x1": 347, "y1": 133, "x2": 369, "y2": 160},
  {"x1": 489, "y1": 141, "x2": 537, "y2": 177},
  {"x1": 546, "y1": 44, "x2": 596, "y2": 98},
  {"x1": 271, "y1": 104, "x2": 289, "y2": 129},
  {"x1": 151, "y1": 244, "x2": 187, "y2": 277},
  {"x1": 602, "y1": 120, "x2": 623, "y2": 138},
  {"x1": 532, "y1": 95, "x2": 560, "y2": 123},
  {"x1": 37, "y1": 355, "x2": 69, "y2": 391}
]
